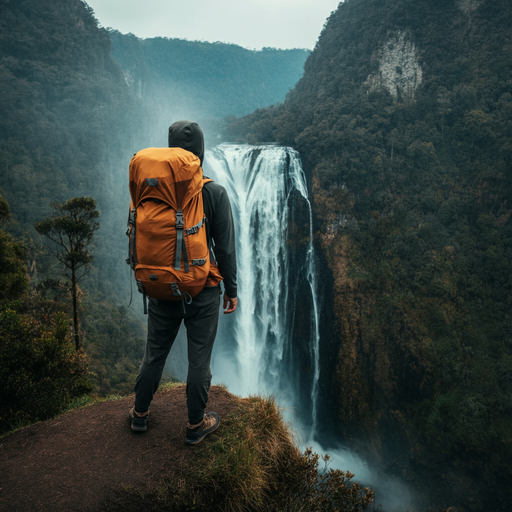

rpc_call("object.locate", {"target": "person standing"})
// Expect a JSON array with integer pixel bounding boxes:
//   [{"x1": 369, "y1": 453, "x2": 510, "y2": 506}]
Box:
[{"x1": 129, "y1": 120, "x2": 237, "y2": 445}]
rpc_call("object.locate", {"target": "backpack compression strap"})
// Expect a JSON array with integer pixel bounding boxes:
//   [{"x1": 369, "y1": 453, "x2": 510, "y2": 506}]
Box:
[
  {"x1": 126, "y1": 207, "x2": 137, "y2": 309},
  {"x1": 126, "y1": 207, "x2": 137, "y2": 267},
  {"x1": 186, "y1": 217, "x2": 204, "y2": 235},
  {"x1": 174, "y1": 209, "x2": 190, "y2": 272}
]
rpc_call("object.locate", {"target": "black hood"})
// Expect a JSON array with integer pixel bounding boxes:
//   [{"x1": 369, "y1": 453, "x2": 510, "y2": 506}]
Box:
[{"x1": 168, "y1": 120, "x2": 204, "y2": 166}]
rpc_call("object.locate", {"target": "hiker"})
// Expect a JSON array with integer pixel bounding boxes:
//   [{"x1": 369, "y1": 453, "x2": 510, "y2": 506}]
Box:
[{"x1": 128, "y1": 120, "x2": 237, "y2": 445}]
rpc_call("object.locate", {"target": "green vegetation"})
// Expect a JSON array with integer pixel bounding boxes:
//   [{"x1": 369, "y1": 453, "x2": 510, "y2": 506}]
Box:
[
  {"x1": 0, "y1": 0, "x2": 134, "y2": 237},
  {"x1": 0, "y1": 198, "x2": 88, "y2": 433},
  {"x1": 35, "y1": 197, "x2": 100, "y2": 349},
  {"x1": 0, "y1": 190, "x2": 145, "y2": 432},
  {"x1": 81, "y1": 297, "x2": 146, "y2": 396},
  {"x1": 0, "y1": 229, "x2": 28, "y2": 302},
  {"x1": 109, "y1": 31, "x2": 309, "y2": 121},
  {"x1": 0, "y1": 307, "x2": 87, "y2": 434},
  {"x1": 222, "y1": 0, "x2": 512, "y2": 507},
  {"x1": 0, "y1": 0, "x2": 149, "y2": 404},
  {"x1": 126, "y1": 394, "x2": 375, "y2": 511}
]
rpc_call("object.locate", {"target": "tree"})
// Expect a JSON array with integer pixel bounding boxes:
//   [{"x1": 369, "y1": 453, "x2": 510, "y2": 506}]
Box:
[
  {"x1": 35, "y1": 197, "x2": 99, "y2": 350},
  {"x1": 0, "y1": 230, "x2": 29, "y2": 302},
  {"x1": 0, "y1": 194, "x2": 11, "y2": 227},
  {"x1": 0, "y1": 195, "x2": 29, "y2": 301}
]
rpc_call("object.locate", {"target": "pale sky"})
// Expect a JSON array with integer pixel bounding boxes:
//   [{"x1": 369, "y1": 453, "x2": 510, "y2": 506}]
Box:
[{"x1": 84, "y1": 0, "x2": 342, "y2": 50}]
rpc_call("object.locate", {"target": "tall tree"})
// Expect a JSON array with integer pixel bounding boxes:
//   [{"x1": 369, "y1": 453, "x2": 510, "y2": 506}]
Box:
[
  {"x1": 0, "y1": 195, "x2": 11, "y2": 227},
  {"x1": 35, "y1": 197, "x2": 99, "y2": 350}
]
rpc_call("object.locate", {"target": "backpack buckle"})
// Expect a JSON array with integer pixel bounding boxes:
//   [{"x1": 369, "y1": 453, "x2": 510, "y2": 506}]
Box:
[
  {"x1": 170, "y1": 282, "x2": 182, "y2": 297},
  {"x1": 128, "y1": 207, "x2": 136, "y2": 226},
  {"x1": 175, "y1": 210, "x2": 184, "y2": 230}
]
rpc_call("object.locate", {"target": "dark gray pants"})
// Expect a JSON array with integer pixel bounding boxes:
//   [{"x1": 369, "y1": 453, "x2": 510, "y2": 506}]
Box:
[{"x1": 134, "y1": 286, "x2": 220, "y2": 424}]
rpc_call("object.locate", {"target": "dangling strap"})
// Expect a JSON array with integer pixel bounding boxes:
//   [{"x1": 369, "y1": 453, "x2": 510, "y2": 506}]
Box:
[
  {"x1": 171, "y1": 283, "x2": 192, "y2": 314},
  {"x1": 127, "y1": 207, "x2": 137, "y2": 267},
  {"x1": 182, "y1": 237, "x2": 190, "y2": 272},
  {"x1": 175, "y1": 210, "x2": 184, "y2": 270},
  {"x1": 136, "y1": 280, "x2": 148, "y2": 315},
  {"x1": 126, "y1": 207, "x2": 137, "y2": 308}
]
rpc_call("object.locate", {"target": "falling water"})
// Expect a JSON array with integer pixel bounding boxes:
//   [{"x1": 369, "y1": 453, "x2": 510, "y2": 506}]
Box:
[{"x1": 204, "y1": 144, "x2": 320, "y2": 433}]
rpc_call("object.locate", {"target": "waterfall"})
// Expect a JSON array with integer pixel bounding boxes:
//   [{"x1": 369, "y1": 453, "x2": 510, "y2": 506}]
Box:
[
  {"x1": 203, "y1": 145, "x2": 416, "y2": 511},
  {"x1": 204, "y1": 144, "x2": 320, "y2": 433}
]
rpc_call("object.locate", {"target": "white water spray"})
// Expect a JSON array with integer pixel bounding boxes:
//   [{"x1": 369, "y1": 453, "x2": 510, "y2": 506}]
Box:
[{"x1": 205, "y1": 144, "x2": 320, "y2": 430}]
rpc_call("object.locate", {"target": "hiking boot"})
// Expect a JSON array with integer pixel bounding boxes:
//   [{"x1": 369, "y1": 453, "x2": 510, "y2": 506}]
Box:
[
  {"x1": 129, "y1": 406, "x2": 149, "y2": 432},
  {"x1": 185, "y1": 412, "x2": 220, "y2": 445}
]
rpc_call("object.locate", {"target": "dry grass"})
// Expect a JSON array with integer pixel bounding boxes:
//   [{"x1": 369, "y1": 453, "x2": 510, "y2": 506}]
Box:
[{"x1": 133, "y1": 394, "x2": 376, "y2": 512}]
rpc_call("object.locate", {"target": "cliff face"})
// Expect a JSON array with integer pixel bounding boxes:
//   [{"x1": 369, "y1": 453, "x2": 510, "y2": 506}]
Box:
[
  {"x1": 368, "y1": 31, "x2": 423, "y2": 98},
  {"x1": 225, "y1": 0, "x2": 512, "y2": 508},
  {"x1": 307, "y1": 1, "x2": 511, "y2": 508}
]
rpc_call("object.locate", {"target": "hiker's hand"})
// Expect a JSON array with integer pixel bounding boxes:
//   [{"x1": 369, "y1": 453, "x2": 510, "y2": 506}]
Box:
[{"x1": 223, "y1": 295, "x2": 237, "y2": 314}]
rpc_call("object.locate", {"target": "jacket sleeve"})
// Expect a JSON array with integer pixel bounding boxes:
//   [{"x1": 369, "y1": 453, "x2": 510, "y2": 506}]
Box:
[{"x1": 203, "y1": 182, "x2": 237, "y2": 298}]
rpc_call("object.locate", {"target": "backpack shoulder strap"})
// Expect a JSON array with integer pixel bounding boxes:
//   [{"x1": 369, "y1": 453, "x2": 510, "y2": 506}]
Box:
[{"x1": 201, "y1": 178, "x2": 215, "y2": 260}]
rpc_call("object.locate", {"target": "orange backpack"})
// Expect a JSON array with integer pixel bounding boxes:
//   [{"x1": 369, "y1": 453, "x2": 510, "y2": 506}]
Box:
[{"x1": 126, "y1": 147, "x2": 222, "y2": 313}]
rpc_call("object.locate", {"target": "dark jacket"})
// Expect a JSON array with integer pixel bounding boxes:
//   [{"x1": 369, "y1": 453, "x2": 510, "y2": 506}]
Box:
[{"x1": 203, "y1": 181, "x2": 237, "y2": 298}]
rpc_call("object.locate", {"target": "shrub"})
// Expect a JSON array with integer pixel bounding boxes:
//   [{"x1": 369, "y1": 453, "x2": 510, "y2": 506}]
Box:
[{"x1": 0, "y1": 307, "x2": 88, "y2": 433}]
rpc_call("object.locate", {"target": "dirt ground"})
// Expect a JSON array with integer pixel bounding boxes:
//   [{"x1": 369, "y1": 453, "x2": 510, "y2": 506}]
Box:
[{"x1": 0, "y1": 385, "x2": 235, "y2": 511}]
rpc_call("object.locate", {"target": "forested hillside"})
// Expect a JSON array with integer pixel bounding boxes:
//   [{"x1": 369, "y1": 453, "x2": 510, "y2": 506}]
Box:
[
  {"x1": 223, "y1": 0, "x2": 512, "y2": 509},
  {"x1": 0, "y1": 0, "x2": 134, "y2": 234},
  {"x1": 108, "y1": 31, "x2": 308, "y2": 145},
  {"x1": 0, "y1": 0, "x2": 149, "y2": 417},
  {"x1": 110, "y1": 31, "x2": 308, "y2": 118}
]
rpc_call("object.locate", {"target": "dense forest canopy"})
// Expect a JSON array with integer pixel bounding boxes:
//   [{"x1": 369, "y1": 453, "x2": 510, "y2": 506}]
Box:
[
  {"x1": 0, "y1": 0, "x2": 135, "y2": 234},
  {"x1": 109, "y1": 31, "x2": 309, "y2": 119},
  {"x1": 0, "y1": 0, "x2": 148, "y2": 405},
  {"x1": 223, "y1": 0, "x2": 512, "y2": 509},
  {"x1": 108, "y1": 31, "x2": 309, "y2": 147}
]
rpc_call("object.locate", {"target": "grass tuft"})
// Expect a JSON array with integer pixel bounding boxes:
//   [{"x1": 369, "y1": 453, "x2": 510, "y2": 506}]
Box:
[{"x1": 129, "y1": 394, "x2": 376, "y2": 511}]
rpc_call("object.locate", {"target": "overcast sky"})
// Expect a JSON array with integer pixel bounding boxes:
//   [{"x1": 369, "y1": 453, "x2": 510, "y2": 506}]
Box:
[{"x1": 84, "y1": 0, "x2": 342, "y2": 50}]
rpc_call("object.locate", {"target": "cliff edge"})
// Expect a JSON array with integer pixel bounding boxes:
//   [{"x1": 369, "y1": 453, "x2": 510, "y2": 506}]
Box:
[{"x1": 0, "y1": 385, "x2": 235, "y2": 511}]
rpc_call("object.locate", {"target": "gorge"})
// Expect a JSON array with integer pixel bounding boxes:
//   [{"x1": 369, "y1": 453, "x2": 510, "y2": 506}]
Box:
[{"x1": 0, "y1": 0, "x2": 510, "y2": 510}]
